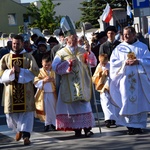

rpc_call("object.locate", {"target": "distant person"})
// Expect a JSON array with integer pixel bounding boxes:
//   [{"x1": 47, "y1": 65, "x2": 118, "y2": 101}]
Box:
[
  {"x1": 49, "y1": 33, "x2": 64, "y2": 60},
  {"x1": 0, "y1": 40, "x2": 12, "y2": 59},
  {"x1": 78, "y1": 35, "x2": 86, "y2": 48},
  {"x1": 136, "y1": 32, "x2": 148, "y2": 46},
  {"x1": 91, "y1": 31, "x2": 107, "y2": 74},
  {"x1": 32, "y1": 40, "x2": 48, "y2": 68},
  {"x1": 47, "y1": 36, "x2": 59, "y2": 50},
  {"x1": 90, "y1": 32, "x2": 100, "y2": 49},
  {"x1": 23, "y1": 40, "x2": 33, "y2": 53},
  {"x1": 99, "y1": 26, "x2": 121, "y2": 60},
  {"x1": 0, "y1": 40, "x2": 12, "y2": 103},
  {"x1": 30, "y1": 34, "x2": 38, "y2": 52},
  {"x1": 115, "y1": 31, "x2": 124, "y2": 42},
  {"x1": 50, "y1": 29, "x2": 66, "y2": 96},
  {"x1": 20, "y1": 33, "x2": 34, "y2": 53}
]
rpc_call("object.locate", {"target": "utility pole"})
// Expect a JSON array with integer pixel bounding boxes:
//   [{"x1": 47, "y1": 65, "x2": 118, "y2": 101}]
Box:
[{"x1": 139, "y1": 9, "x2": 145, "y2": 34}]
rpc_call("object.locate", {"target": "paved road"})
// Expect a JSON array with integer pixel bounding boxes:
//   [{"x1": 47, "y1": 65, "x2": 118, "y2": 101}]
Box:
[
  {"x1": 1, "y1": 88, "x2": 150, "y2": 150},
  {"x1": 1, "y1": 108, "x2": 150, "y2": 150}
]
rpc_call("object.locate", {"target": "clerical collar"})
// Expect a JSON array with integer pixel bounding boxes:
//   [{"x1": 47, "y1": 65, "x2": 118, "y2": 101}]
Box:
[
  {"x1": 10, "y1": 49, "x2": 26, "y2": 54},
  {"x1": 127, "y1": 39, "x2": 137, "y2": 44}
]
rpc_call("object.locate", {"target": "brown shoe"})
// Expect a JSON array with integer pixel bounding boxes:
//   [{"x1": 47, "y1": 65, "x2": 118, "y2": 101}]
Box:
[
  {"x1": 15, "y1": 132, "x2": 22, "y2": 141},
  {"x1": 24, "y1": 137, "x2": 31, "y2": 146}
]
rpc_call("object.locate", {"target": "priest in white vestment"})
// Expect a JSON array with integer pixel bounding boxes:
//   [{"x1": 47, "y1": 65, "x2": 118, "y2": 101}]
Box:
[{"x1": 110, "y1": 26, "x2": 150, "y2": 135}]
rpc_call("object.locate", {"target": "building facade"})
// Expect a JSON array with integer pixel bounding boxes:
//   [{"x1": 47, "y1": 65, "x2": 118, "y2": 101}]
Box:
[
  {"x1": 0, "y1": 0, "x2": 149, "y2": 38},
  {"x1": 0, "y1": 0, "x2": 30, "y2": 34}
]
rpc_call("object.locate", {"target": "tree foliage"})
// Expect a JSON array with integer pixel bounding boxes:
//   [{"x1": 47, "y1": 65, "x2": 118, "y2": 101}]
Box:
[
  {"x1": 79, "y1": 0, "x2": 133, "y2": 28},
  {"x1": 26, "y1": 0, "x2": 61, "y2": 34}
]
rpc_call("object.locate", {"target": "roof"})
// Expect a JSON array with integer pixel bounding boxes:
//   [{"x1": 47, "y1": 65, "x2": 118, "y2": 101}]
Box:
[{"x1": 112, "y1": 8, "x2": 125, "y2": 11}]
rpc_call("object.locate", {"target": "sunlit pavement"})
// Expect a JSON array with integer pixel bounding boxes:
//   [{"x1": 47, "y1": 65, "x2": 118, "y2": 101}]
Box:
[{"x1": 0, "y1": 113, "x2": 150, "y2": 150}]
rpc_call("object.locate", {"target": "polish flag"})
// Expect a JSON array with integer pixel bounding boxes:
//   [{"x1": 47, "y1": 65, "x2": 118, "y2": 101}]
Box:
[{"x1": 101, "y1": 3, "x2": 112, "y2": 23}]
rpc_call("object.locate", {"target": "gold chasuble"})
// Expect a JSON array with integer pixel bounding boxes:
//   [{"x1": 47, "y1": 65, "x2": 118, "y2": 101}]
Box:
[
  {"x1": 0, "y1": 52, "x2": 39, "y2": 114},
  {"x1": 56, "y1": 47, "x2": 92, "y2": 103}
]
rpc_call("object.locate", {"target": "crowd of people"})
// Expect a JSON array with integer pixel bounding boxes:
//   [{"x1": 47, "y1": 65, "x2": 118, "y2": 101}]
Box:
[{"x1": 0, "y1": 15, "x2": 150, "y2": 146}]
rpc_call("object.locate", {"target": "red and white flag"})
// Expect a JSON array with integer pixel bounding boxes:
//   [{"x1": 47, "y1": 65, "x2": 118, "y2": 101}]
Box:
[{"x1": 101, "y1": 3, "x2": 112, "y2": 23}]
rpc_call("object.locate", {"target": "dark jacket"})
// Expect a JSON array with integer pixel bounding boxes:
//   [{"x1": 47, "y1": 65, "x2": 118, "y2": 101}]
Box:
[{"x1": 99, "y1": 40, "x2": 121, "y2": 60}]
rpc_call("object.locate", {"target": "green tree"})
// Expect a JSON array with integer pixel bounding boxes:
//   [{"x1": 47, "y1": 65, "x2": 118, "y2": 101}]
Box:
[
  {"x1": 26, "y1": 0, "x2": 61, "y2": 34},
  {"x1": 79, "y1": 0, "x2": 133, "y2": 28}
]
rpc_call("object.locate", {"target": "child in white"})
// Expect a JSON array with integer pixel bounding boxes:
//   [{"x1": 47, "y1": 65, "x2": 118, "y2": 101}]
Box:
[
  {"x1": 34, "y1": 55, "x2": 57, "y2": 131},
  {"x1": 92, "y1": 54, "x2": 117, "y2": 128}
]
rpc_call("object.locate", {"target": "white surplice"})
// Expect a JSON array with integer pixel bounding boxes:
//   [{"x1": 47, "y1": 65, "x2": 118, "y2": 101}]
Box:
[{"x1": 110, "y1": 40, "x2": 150, "y2": 128}]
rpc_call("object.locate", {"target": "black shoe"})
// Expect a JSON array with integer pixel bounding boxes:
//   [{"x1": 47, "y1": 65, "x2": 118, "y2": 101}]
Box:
[
  {"x1": 127, "y1": 127, "x2": 134, "y2": 135},
  {"x1": 105, "y1": 120, "x2": 111, "y2": 128},
  {"x1": 50, "y1": 124, "x2": 56, "y2": 131},
  {"x1": 111, "y1": 120, "x2": 116, "y2": 125},
  {"x1": 84, "y1": 128, "x2": 94, "y2": 137},
  {"x1": 127, "y1": 127, "x2": 143, "y2": 135},
  {"x1": 44, "y1": 125, "x2": 49, "y2": 132},
  {"x1": 24, "y1": 137, "x2": 31, "y2": 146},
  {"x1": 74, "y1": 129, "x2": 82, "y2": 137},
  {"x1": 85, "y1": 131, "x2": 94, "y2": 137},
  {"x1": 136, "y1": 128, "x2": 143, "y2": 134}
]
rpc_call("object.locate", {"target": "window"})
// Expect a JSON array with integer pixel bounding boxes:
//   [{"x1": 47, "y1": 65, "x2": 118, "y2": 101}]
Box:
[{"x1": 8, "y1": 14, "x2": 16, "y2": 25}]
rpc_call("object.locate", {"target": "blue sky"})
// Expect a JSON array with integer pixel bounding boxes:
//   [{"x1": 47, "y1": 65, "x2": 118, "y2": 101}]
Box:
[{"x1": 21, "y1": 0, "x2": 38, "y2": 3}]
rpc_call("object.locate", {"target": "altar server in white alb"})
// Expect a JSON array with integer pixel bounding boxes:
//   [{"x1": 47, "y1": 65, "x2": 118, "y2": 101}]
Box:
[
  {"x1": 92, "y1": 53, "x2": 117, "y2": 128},
  {"x1": 109, "y1": 26, "x2": 150, "y2": 135},
  {"x1": 52, "y1": 15, "x2": 97, "y2": 137},
  {"x1": 0, "y1": 35, "x2": 39, "y2": 145},
  {"x1": 34, "y1": 55, "x2": 57, "y2": 132}
]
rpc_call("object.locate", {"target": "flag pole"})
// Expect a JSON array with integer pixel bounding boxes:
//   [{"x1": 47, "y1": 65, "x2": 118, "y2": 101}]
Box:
[
  {"x1": 113, "y1": 14, "x2": 123, "y2": 29},
  {"x1": 90, "y1": 67, "x2": 102, "y2": 134},
  {"x1": 81, "y1": 22, "x2": 102, "y2": 134},
  {"x1": 88, "y1": 55, "x2": 102, "y2": 134}
]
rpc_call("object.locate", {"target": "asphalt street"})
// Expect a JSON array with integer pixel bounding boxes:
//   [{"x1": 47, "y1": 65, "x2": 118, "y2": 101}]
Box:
[{"x1": 1, "y1": 87, "x2": 150, "y2": 150}]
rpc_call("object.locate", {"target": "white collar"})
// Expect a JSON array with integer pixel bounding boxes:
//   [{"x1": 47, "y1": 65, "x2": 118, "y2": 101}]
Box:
[
  {"x1": 108, "y1": 39, "x2": 116, "y2": 43},
  {"x1": 10, "y1": 49, "x2": 26, "y2": 54}
]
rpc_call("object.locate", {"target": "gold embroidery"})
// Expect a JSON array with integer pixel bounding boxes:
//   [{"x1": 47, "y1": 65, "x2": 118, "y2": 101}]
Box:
[
  {"x1": 57, "y1": 47, "x2": 92, "y2": 103},
  {"x1": 128, "y1": 71, "x2": 137, "y2": 103},
  {"x1": 13, "y1": 59, "x2": 22, "y2": 66},
  {"x1": 11, "y1": 54, "x2": 26, "y2": 112}
]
